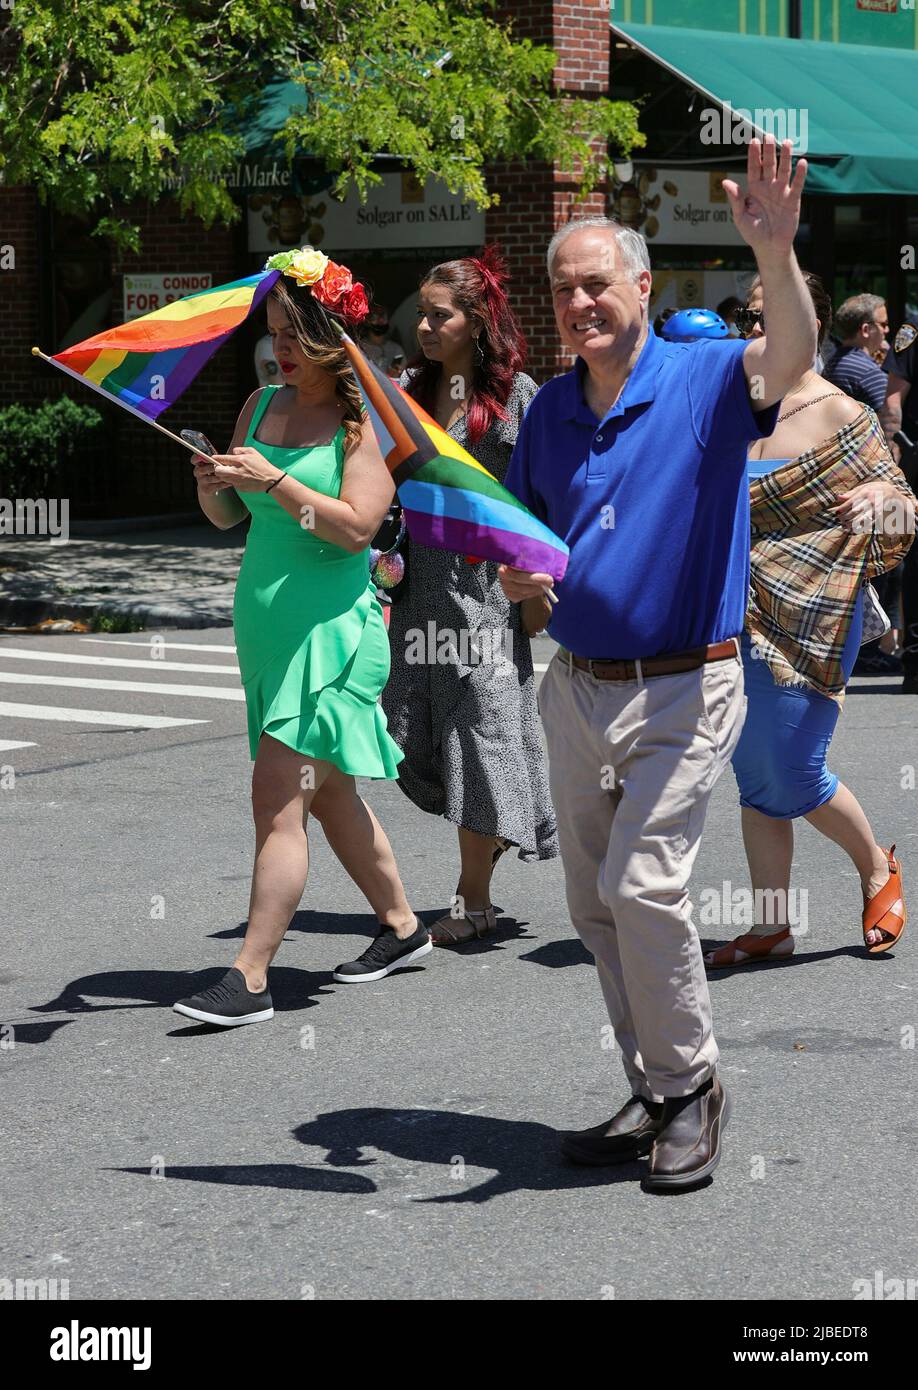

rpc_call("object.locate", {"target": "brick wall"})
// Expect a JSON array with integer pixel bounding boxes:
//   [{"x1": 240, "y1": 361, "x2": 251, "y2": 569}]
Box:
[
  {"x1": 0, "y1": 188, "x2": 252, "y2": 517},
  {"x1": 107, "y1": 200, "x2": 247, "y2": 516},
  {"x1": 487, "y1": 0, "x2": 611, "y2": 381},
  {"x1": 0, "y1": 187, "x2": 44, "y2": 409}
]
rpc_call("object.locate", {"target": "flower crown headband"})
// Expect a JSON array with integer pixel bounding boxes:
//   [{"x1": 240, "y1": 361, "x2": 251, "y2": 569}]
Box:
[{"x1": 264, "y1": 247, "x2": 370, "y2": 326}]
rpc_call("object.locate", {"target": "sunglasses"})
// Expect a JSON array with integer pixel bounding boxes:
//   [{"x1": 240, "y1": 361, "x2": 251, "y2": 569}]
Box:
[{"x1": 735, "y1": 307, "x2": 765, "y2": 335}]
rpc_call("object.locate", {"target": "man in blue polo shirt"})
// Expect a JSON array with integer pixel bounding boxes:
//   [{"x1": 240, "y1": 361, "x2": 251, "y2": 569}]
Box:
[{"x1": 501, "y1": 137, "x2": 816, "y2": 1193}]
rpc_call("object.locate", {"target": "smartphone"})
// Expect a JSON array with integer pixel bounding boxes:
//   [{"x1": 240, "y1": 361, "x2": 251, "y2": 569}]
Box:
[{"x1": 180, "y1": 428, "x2": 217, "y2": 457}]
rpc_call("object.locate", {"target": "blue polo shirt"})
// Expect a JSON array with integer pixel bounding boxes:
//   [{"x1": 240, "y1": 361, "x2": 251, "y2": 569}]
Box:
[{"x1": 505, "y1": 330, "x2": 780, "y2": 659}]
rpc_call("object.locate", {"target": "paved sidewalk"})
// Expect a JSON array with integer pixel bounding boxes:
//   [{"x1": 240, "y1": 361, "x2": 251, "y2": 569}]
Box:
[{"x1": 0, "y1": 525, "x2": 245, "y2": 629}]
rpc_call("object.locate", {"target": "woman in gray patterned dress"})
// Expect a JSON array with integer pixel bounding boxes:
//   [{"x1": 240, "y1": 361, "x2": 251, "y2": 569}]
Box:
[{"x1": 382, "y1": 247, "x2": 559, "y2": 946}]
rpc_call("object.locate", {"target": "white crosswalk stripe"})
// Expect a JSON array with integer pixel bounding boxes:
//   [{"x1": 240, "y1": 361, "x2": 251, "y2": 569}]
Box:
[
  {"x1": 80, "y1": 639, "x2": 238, "y2": 654},
  {"x1": 0, "y1": 702, "x2": 206, "y2": 730},
  {"x1": 0, "y1": 646, "x2": 239, "y2": 675},
  {"x1": 0, "y1": 671, "x2": 245, "y2": 700},
  {"x1": 0, "y1": 635, "x2": 240, "y2": 747}
]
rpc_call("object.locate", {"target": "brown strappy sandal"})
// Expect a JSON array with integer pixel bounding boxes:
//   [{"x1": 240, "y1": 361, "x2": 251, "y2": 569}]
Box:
[
  {"x1": 430, "y1": 906, "x2": 498, "y2": 948},
  {"x1": 703, "y1": 927, "x2": 795, "y2": 971},
  {"x1": 863, "y1": 846, "x2": 906, "y2": 955}
]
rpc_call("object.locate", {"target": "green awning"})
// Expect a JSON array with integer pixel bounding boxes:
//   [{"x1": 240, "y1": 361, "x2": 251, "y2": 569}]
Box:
[
  {"x1": 242, "y1": 77, "x2": 309, "y2": 155},
  {"x1": 613, "y1": 23, "x2": 918, "y2": 196}
]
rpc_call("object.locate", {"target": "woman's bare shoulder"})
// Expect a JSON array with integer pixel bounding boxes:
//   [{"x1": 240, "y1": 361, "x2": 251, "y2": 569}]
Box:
[
  {"x1": 813, "y1": 386, "x2": 864, "y2": 432},
  {"x1": 237, "y1": 387, "x2": 269, "y2": 426}
]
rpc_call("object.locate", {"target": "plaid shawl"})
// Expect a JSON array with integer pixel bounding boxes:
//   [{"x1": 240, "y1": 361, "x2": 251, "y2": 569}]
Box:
[{"x1": 747, "y1": 405, "x2": 915, "y2": 702}]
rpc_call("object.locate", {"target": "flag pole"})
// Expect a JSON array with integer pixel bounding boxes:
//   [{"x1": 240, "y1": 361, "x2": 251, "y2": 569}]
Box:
[{"x1": 31, "y1": 348, "x2": 201, "y2": 455}]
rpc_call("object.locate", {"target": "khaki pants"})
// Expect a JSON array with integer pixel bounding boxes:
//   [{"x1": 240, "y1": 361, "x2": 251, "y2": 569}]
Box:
[{"x1": 538, "y1": 650, "x2": 745, "y2": 1101}]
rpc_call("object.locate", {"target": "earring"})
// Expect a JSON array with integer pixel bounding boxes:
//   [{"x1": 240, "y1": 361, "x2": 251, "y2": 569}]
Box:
[{"x1": 475, "y1": 336, "x2": 485, "y2": 363}]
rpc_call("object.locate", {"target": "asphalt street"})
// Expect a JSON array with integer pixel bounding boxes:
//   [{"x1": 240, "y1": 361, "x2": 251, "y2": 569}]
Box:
[{"x1": 1, "y1": 627, "x2": 916, "y2": 1300}]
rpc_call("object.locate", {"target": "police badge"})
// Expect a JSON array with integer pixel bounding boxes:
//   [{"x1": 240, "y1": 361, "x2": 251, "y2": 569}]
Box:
[{"x1": 894, "y1": 323, "x2": 918, "y2": 354}]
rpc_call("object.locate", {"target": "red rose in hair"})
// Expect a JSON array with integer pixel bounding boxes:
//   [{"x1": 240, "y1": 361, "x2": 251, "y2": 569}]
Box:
[
  {"x1": 314, "y1": 260, "x2": 353, "y2": 306},
  {"x1": 341, "y1": 283, "x2": 370, "y2": 324}
]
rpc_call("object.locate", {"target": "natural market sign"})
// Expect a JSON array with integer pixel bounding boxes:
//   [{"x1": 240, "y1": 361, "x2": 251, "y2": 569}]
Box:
[
  {"x1": 123, "y1": 273, "x2": 213, "y2": 321},
  {"x1": 247, "y1": 172, "x2": 485, "y2": 254},
  {"x1": 612, "y1": 168, "x2": 744, "y2": 247}
]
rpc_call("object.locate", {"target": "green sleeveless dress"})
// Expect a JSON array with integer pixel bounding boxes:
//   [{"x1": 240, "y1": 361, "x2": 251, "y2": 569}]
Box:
[{"x1": 232, "y1": 386, "x2": 403, "y2": 778}]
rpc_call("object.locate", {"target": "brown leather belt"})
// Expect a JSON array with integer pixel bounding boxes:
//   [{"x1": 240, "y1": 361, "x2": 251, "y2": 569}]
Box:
[{"x1": 562, "y1": 638, "x2": 740, "y2": 683}]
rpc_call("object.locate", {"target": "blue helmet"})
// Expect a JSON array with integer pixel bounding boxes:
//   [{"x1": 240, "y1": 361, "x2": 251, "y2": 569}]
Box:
[{"x1": 661, "y1": 309, "x2": 730, "y2": 343}]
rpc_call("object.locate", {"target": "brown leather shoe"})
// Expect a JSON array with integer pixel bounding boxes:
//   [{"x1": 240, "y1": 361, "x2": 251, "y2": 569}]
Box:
[
  {"x1": 560, "y1": 1094, "x2": 664, "y2": 1166},
  {"x1": 642, "y1": 1075, "x2": 730, "y2": 1192}
]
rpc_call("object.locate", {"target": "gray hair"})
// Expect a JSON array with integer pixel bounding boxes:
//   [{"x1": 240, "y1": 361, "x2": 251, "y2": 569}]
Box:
[
  {"x1": 834, "y1": 293, "x2": 885, "y2": 341},
  {"x1": 546, "y1": 216, "x2": 651, "y2": 281}
]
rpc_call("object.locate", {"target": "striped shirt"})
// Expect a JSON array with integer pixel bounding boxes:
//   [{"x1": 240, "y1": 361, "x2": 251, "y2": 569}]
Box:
[{"x1": 823, "y1": 345, "x2": 888, "y2": 414}]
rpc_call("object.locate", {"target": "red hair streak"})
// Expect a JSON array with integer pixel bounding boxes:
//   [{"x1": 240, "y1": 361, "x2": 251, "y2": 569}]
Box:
[{"x1": 405, "y1": 244, "x2": 527, "y2": 445}]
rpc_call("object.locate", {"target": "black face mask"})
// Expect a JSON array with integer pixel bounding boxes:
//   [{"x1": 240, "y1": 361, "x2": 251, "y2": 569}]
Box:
[{"x1": 370, "y1": 321, "x2": 390, "y2": 334}]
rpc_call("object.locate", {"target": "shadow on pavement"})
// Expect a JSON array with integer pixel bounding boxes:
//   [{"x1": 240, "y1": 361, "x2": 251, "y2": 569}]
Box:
[
  {"x1": 701, "y1": 941, "x2": 885, "y2": 980},
  {"x1": 209, "y1": 909, "x2": 382, "y2": 941},
  {"x1": 519, "y1": 937, "x2": 592, "y2": 969},
  {"x1": 109, "y1": 1165, "x2": 375, "y2": 1194},
  {"x1": 414, "y1": 914, "x2": 534, "y2": 954},
  {"x1": 293, "y1": 1107, "x2": 644, "y2": 1203},
  {"x1": 29, "y1": 966, "x2": 333, "y2": 1020},
  {"x1": 0, "y1": 1019, "x2": 74, "y2": 1046}
]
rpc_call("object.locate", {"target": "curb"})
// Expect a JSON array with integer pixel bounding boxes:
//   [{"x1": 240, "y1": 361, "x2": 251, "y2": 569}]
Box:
[
  {"x1": 69, "y1": 513, "x2": 203, "y2": 538},
  {"x1": 0, "y1": 595, "x2": 233, "y2": 631}
]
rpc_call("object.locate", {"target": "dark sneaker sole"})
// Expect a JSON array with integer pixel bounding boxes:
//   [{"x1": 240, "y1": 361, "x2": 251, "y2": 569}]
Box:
[
  {"x1": 332, "y1": 938, "x2": 433, "y2": 983},
  {"x1": 560, "y1": 1131, "x2": 656, "y2": 1166},
  {"x1": 172, "y1": 1003, "x2": 275, "y2": 1027},
  {"x1": 641, "y1": 1089, "x2": 731, "y2": 1192}
]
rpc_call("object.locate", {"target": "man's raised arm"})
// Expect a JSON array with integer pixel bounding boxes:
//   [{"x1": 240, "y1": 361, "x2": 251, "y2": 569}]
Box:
[{"x1": 722, "y1": 136, "x2": 816, "y2": 410}]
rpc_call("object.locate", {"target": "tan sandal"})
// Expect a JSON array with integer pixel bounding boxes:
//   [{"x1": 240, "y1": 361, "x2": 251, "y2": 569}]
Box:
[
  {"x1": 430, "y1": 906, "x2": 498, "y2": 948},
  {"x1": 863, "y1": 846, "x2": 906, "y2": 955},
  {"x1": 492, "y1": 837, "x2": 513, "y2": 868},
  {"x1": 703, "y1": 927, "x2": 794, "y2": 971}
]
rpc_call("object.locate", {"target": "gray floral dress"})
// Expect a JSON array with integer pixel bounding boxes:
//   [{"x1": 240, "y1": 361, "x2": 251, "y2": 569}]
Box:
[{"x1": 382, "y1": 371, "x2": 558, "y2": 862}]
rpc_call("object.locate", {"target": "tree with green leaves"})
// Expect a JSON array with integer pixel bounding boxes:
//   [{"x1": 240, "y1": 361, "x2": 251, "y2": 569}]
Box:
[{"x1": 0, "y1": 0, "x2": 643, "y2": 252}]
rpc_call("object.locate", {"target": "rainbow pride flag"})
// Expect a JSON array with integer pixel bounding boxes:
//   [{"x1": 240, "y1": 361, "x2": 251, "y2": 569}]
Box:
[
  {"x1": 340, "y1": 334, "x2": 569, "y2": 583},
  {"x1": 49, "y1": 271, "x2": 280, "y2": 422}
]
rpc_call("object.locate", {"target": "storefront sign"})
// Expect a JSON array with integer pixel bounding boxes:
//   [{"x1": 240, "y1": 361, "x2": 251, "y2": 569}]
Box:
[
  {"x1": 247, "y1": 172, "x2": 485, "y2": 254},
  {"x1": 123, "y1": 273, "x2": 212, "y2": 320},
  {"x1": 163, "y1": 159, "x2": 292, "y2": 193},
  {"x1": 612, "y1": 168, "x2": 744, "y2": 247},
  {"x1": 649, "y1": 268, "x2": 752, "y2": 320}
]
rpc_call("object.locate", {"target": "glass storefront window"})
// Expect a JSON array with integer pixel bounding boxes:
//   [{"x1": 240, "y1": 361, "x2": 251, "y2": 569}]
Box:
[
  {"x1": 50, "y1": 211, "x2": 112, "y2": 351},
  {"x1": 832, "y1": 199, "x2": 891, "y2": 303},
  {"x1": 618, "y1": 0, "x2": 918, "y2": 48}
]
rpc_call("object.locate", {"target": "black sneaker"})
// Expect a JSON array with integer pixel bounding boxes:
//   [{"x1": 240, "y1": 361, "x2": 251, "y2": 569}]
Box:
[
  {"x1": 333, "y1": 923, "x2": 432, "y2": 983},
  {"x1": 173, "y1": 968, "x2": 274, "y2": 1027}
]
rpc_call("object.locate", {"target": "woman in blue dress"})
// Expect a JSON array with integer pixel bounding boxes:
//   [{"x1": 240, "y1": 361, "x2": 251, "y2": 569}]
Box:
[{"x1": 705, "y1": 273, "x2": 914, "y2": 968}]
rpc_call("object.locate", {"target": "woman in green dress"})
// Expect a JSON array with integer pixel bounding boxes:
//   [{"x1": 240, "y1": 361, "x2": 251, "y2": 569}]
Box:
[{"x1": 173, "y1": 253, "x2": 431, "y2": 1027}]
